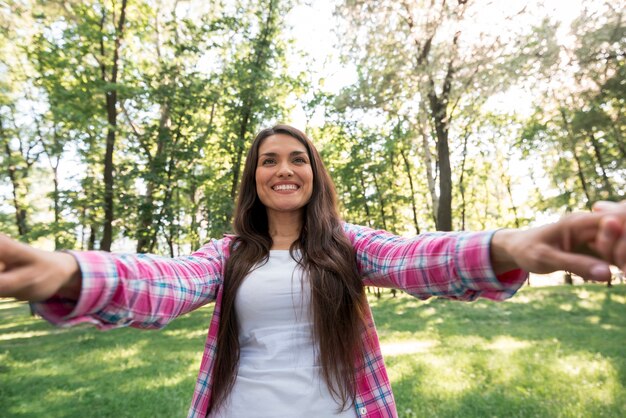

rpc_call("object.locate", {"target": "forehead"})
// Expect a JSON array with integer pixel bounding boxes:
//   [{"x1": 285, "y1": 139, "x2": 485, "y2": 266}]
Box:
[{"x1": 258, "y1": 134, "x2": 307, "y2": 155}]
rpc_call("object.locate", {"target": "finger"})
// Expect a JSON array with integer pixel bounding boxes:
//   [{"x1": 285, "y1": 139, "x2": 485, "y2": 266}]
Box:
[
  {"x1": 615, "y1": 225, "x2": 626, "y2": 269},
  {"x1": 542, "y1": 246, "x2": 612, "y2": 282},
  {"x1": 559, "y1": 212, "x2": 605, "y2": 251},
  {"x1": 592, "y1": 200, "x2": 626, "y2": 213},
  {"x1": 562, "y1": 211, "x2": 626, "y2": 252},
  {"x1": 594, "y1": 216, "x2": 623, "y2": 263}
]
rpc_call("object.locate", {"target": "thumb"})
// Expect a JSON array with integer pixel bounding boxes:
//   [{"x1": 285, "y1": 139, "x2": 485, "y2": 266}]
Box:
[
  {"x1": 543, "y1": 246, "x2": 611, "y2": 281},
  {"x1": 0, "y1": 234, "x2": 38, "y2": 266},
  {"x1": 0, "y1": 265, "x2": 39, "y2": 300},
  {"x1": 592, "y1": 200, "x2": 626, "y2": 213}
]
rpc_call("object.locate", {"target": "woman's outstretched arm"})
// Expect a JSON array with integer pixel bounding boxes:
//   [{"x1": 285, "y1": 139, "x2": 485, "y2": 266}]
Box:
[
  {"x1": 0, "y1": 236, "x2": 81, "y2": 301},
  {"x1": 0, "y1": 235, "x2": 228, "y2": 329},
  {"x1": 344, "y1": 200, "x2": 626, "y2": 301}
]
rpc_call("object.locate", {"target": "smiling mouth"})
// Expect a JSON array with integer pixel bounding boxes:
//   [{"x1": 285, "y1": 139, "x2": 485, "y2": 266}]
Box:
[{"x1": 272, "y1": 184, "x2": 300, "y2": 191}]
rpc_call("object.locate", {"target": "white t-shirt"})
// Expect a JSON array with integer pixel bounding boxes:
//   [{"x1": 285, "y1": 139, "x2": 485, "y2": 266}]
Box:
[{"x1": 209, "y1": 250, "x2": 358, "y2": 418}]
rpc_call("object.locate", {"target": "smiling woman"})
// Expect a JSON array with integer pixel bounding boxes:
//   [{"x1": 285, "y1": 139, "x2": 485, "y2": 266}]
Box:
[
  {"x1": 0, "y1": 124, "x2": 625, "y2": 418},
  {"x1": 255, "y1": 133, "x2": 313, "y2": 223}
]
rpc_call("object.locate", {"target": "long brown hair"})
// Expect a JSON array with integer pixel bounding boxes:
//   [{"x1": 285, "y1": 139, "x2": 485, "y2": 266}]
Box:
[{"x1": 210, "y1": 124, "x2": 367, "y2": 412}]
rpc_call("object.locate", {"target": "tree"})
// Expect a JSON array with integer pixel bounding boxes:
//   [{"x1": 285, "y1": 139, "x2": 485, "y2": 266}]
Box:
[
  {"x1": 520, "y1": 2, "x2": 625, "y2": 212},
  {"x1": 336, "y1": 0, "x2": 558, "y2": 230}
]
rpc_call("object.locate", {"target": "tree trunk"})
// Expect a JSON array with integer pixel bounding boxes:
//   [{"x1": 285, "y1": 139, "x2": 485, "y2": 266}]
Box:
[
  {"x1": 559, "y1": 108, "x2": 592, "y2": 209},
  {"x1": 505, "y1": 175, "x2": 521, "y2": 228},
  {"x1": 420, "y1": 123, "x2": 438, "y2": 227},
  {"x1": 406, "y1": 10, "x2": 461, "y2": 232},
  {"x1": 228, "y1": 0, "x2": 278, "y2": 208},
  {"x1": 459, "y1": 133, "x2": 469, "y2": 230},
  {"x1": 230, "y1": 107, "x2": 250, "y2": 200},
  {"x1": 358, "y1": 172, "x2": 373, "y2": 227},
  {"x1": 137, "y1": 101, "x2": 172, "y2": 252},
  {"x1": 426, "y1": 39, "x2": 458, "y2": 231},
  {"x1": 52, "y1": 171, "x2": 61, "y2": 249},
  {"x1": 588, "y1": 132, "x2": 614, "y2": 196},
  {"x1": 3, "y1": 141, "x2": 28, "y2": 237},
  {"x1": 399, "y1": 148, "x2": 420, "y2": 234},
  {"x1": 371, "y1": 170, "x2": 388, "y2": 230},
  {"x1": 88, "y1": 222, "x2": 97, "y2": 250},
  {"x1": 563, "y1": 271, "x2": 573, "y2": 285},
  {"x1": 571, "y1": 148, "x2": 592, "y2": 209},
  {"x1": 100, "y1": 0, "x2": 128, "y2": 252},
  {"x1": 428, "y1": 81, "x2": 453, "y2": 231},
  {"x1": 80, "y1": 206, "x2": 87, "y2": 250},
  {"x1": 386, "y1": 152, "x2": 400, "y2": 232},
  {"x1": 189, "y1": 179, "x2": 200, "y2": 250}
]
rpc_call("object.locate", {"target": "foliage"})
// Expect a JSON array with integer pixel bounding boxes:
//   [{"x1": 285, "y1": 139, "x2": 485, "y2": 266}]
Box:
[
  {"x1": 0, "y1": 0, "x2": 302, "y2": 252},
  {"x1": 519, "y1": 2, "x2": 625, "y2": 212},
  {"x1": 0, "y1": 0, "x2": 623, "y2": 250}
]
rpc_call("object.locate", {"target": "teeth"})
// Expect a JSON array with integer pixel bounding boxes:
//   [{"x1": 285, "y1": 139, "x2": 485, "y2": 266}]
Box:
[{"x1": 273, "y1": 184, "x2": 298, "y2": 191}]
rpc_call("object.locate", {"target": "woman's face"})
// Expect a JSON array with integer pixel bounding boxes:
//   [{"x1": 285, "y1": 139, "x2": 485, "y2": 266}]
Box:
[{"x1": 255, "y1": 134, "x2": 314, "y2": 216}]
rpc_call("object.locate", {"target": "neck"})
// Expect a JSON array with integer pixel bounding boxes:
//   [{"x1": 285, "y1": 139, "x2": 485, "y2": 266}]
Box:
[{"x1": 267, "y1": 209, "x2": 303, "y2": 250}]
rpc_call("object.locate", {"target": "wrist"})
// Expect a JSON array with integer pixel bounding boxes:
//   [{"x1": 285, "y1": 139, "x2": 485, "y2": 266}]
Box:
[
  {"x1": 56, "y1": 252, "x2": 82, "y2": 300},
  {"x1": 490, "y1": 229, "x2": 520, "y2": 274}
]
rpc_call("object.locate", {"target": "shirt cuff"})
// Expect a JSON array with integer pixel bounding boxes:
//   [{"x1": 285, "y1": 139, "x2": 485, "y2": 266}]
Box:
[
  {"x1": 456, "y1": 230, "x2": 528, "y2": 301},
  {"x1": 34, "y1": 251, "x2": 120, "y2": 329}
]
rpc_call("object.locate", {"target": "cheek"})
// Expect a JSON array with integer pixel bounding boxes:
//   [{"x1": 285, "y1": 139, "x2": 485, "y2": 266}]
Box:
[
  {"x1": 254, "y1": 172, "x2": 265, "y2": 200},
  {"x1": 304, "y1": 171, "x2": 314, "y2": 195},
  {"x1": 255, "y1": 170, "x2": 265, "y2": 187}
]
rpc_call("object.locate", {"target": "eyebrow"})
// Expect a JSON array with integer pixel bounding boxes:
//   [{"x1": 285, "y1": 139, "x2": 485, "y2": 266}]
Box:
[{"x1": 259, "y1": 151, "x2": 307, "y2": 158}]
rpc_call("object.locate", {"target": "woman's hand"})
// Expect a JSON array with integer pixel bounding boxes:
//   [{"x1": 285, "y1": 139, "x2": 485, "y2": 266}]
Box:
[
  {"x1": 491, "y1": 202, "x2": 626, "y2": 281},
  {"x1": 0, "y1": 235, "x2": 81, "y2": 302}
]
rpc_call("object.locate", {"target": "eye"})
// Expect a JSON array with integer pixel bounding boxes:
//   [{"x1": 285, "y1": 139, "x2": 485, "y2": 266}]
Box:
[
  {"x1": 261, "y1": 158, "x2": 276, "y2": 165},
  {"x1": 293, "y1": 156, "x2": 307, "y2": 164}
]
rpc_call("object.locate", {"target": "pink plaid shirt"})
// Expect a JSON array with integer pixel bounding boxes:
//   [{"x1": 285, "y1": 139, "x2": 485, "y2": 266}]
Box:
[{"x1": 36, "y1": 223, "x2": 527, "y2": 418}]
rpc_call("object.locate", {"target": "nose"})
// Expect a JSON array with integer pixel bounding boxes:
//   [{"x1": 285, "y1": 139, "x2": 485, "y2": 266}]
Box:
[{"x1": 277, "y1": 161, "x2": 293, "y2": 177}]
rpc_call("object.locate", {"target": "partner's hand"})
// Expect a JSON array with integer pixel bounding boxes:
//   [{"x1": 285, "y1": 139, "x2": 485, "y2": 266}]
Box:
[
  {"x1": 0, "y1": 235, "x2": 81, "y2": 302},
  {"x1": 592, "y1": 201, "x2": 626, "y2": 268},
  {"x1": 491, "y1": 204, "x2": 626, "y2": 281}
]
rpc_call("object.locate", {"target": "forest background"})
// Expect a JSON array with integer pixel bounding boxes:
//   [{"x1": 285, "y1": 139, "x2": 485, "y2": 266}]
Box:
[{"x1": 0, "y1": 0, "x2": 624, "y2": 272}]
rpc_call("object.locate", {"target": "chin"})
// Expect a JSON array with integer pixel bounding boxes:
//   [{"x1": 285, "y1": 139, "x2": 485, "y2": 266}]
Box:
[{"x1": 269, "y1": 204, "x2": 306, "y2": 213}]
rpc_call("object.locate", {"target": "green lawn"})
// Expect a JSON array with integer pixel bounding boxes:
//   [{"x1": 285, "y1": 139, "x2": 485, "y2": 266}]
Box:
[{"x1": 1, "y1": 285, "x2": 625, "y2": 417}]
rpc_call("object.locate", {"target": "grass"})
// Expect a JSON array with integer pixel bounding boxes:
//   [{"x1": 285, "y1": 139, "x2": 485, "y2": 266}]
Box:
[{"x1": 1, "y1": 284, "x2": 625, "y2": 417}]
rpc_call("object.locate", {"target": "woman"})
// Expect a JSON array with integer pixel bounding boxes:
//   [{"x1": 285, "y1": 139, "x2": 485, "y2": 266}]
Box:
[{"x1": 0, "y1": 124, "x2": 624, "y2": 418}]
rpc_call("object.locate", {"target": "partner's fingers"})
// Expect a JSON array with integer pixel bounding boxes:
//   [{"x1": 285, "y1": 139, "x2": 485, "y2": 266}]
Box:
[
  {"x1": 614, "y1": 226, "x2": 626, "y2": 270},
  {"x1": 541, "y1": 245, "x2": 612, "y2": 282},
  {"x1": 594, "y1": 216, "x2": 623, "y2": 264},
  {"x1": 592, "y1": 200, "x2": 626, "y2": 213},
  {"x1": 573, "y1": 204, "x2": 626, "y2": 272}
]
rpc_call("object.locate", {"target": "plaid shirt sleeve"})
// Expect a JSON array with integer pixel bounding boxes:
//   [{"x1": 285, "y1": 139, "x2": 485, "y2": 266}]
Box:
[
  {"x1": 34, "y1": 238, "x2": 227, "y2": 330},
  {"x1": 342, "y1": 222, "x2": 527, "y2": 301}
]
